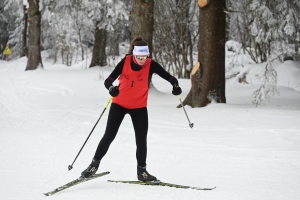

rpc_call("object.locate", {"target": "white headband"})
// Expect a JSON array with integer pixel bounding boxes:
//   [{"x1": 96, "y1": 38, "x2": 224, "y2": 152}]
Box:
[{"x1": 133, "y1": 46, "x2": 149, "y2": 55}]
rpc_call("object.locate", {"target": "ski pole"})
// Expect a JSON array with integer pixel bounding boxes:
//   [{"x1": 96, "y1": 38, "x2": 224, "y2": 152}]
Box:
[
  {"x1": 177, "y1": 95, "x2": 194, "y2": 128},
  {"x1": 68, "y1": 97, "x2": 112, "y2": 171}
]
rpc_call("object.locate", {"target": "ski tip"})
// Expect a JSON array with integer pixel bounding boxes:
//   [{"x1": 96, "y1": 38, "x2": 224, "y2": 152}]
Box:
[
  {"x1": 101, "y1": 171, "x2": 110, "y2": 175},
  {"x1": 203, "y1": 186, "x2": 216, "y2": 190},
  {"x1": 192, "y1": 186, "x2": 216, "y2": 190}
]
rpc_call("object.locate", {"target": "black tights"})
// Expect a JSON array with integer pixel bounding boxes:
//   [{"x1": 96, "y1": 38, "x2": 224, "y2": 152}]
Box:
[{"x1": 93, "y1": 103, "x2": 148, "y2": 167}]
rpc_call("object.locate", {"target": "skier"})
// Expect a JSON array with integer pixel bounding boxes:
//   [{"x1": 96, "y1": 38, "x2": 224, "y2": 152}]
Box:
[{"x1": 81, "y1": 36, "x2": 182, "y2": 182}]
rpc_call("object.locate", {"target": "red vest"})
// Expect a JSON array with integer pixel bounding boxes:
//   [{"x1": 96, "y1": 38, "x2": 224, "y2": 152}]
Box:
[{"x1": 112, "y1": 56, "x2": 151, "y2": 109}]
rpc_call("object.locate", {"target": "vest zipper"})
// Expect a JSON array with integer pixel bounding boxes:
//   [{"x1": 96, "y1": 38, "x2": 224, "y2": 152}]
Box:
[{"x1": 131, "y1": 81, "x2": 134, "y2": 87}]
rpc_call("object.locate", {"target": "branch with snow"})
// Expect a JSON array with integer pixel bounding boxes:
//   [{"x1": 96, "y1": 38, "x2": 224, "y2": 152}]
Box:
[{"x1": 252, "y1": 59, "x2": 279, "y2": 106}]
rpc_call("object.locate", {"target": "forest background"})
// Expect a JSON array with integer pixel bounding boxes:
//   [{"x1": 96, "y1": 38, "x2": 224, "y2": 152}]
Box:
[
  {"x1": 0, "y1": 0, "x2": 300, "y2": 106},
  {"x1": 1, "y1": 1, "x2": 300, "y2": 199}
]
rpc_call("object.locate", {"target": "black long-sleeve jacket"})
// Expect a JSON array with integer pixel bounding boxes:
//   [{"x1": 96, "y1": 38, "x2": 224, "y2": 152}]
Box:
[{"x1": 104, "y1": 56, "x2": 178, "y2": 89}]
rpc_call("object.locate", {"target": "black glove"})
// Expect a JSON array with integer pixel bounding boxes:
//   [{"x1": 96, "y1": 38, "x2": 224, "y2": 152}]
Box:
[
  {"x1": 109, "y1": 86, "x2": 119, "y2": 97},
  {"x1": 172, "y1": 84, "x2": 182, "y2": 95}
]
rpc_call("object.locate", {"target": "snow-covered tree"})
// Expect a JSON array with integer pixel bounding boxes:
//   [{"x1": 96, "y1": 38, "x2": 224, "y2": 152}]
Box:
[
  {"x1": 89, "y1": 0, "x2": 128, "y2": 67},
  {"x1": 228, "y1": 0, "x2": 300, "y2": 63},
  {"x1": 0, "y1": 1, "x2": 9, "y2": 58},
  {"x1": 229, "y1": 0, "x2": 277, "y2": 63},
  {"x1": 249, "y1": 0, "x2": 278, "y2": 62},
  {"x1": 106, "y1": 0, "x2": 130, "y2": 57},
  {"x1": 153, "y1": 0, "x2": 199, "y2": 78},
  {"x1": 275, "y1": 0, "x2": 300, "y2": 57},
  {"x1": 44, "y1": 0, "x2": 93, "y2": 65},
  {"x1": 3, "y1": 0, "x2": 25, "y2": 58},
  {"x1": 42, "y1": 0, "x2": 128, "y2": 66},
  {"x1": 252, "y1": 59, "x2": 279, "y2": 106}
]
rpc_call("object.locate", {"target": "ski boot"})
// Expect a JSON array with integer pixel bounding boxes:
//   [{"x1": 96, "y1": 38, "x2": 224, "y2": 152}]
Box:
[
  {"x1": 137, "y1": 166, "x2": 158, "y2": 182},
  {"x1": 81, "y1": 159, "x2": 100, "y2": 179}
]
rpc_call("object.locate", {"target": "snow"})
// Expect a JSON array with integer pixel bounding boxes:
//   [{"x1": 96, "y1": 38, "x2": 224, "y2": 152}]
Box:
[{"x1": 0, "y1": 56, "x2": 300, "y2": 200}]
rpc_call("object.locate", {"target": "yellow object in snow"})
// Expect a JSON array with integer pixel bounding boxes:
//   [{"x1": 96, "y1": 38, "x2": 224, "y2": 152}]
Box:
[{"x1": 3, "y1": 46, "x2": 12, "y2": 55}]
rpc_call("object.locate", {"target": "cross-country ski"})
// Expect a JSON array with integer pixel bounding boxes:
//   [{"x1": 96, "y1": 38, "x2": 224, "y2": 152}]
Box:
[
  {"x1": 44, "y1": 171, "x2": 110, "y2": 196},
  {"x1": 108, "y1": 180, "x2": 216, "y2": 190}
]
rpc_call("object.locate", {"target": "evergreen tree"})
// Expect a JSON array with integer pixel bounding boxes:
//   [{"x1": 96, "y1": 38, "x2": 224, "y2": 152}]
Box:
[
  {"x1": 0, "y1": 1, "x2": 9, "y2": 57},
  {"x1": 89, "y1": 0, "x2": 128, "y2": 67},
  {"x1": 42, "y1": 0, "x2": 128, "y2": 66},
  {"x1": 3, "y1": 0, "x2": 24, "y2": 58},
  {"x1": 275, "y1": 0, "x2": 300, "y2": 56},
  {"x1": 45, "y1": 0, "x2": 93, "y2": 65},
  {"x1": 228, "y1": 0, "x2": 300, "y2": 62}
]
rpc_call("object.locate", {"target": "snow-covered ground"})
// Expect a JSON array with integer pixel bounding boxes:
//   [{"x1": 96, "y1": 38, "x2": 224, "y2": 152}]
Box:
[{"x1": 0, "y1": 56, "x2": 300, "y2": 200}]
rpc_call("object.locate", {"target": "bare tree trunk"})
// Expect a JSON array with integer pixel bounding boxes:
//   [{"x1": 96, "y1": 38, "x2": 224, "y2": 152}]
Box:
[
  {"x1": 107, "y1": 33, "x2": 119, "y2": 57},
  {"x1": 61, "y1": 47, "x2": 64, "y2": 64},
  {"x1": 77, "y1": 26, "x2": 84, "y2": 61},
  {"x1": 112, "y1": 34, "x2": 120, "y2": 57},
  {"x1": 21, "y1": 5, "x2": 28, "y2": 57},
  {"x1": 183, "y1": 0, "x2": 226, "y2": 107},
  {"x1": 54, "y1": 47, "x2": 57, "y2": 64},
  {"x1": 130, "y1": 0, "x2": 154, "y2": 57},
  {"x1": 90, "y1": 22, "x2": 107, "y2": 67},
  {"x1": 225, "y1": 0, "x2": 231, "y2": 42},
  {"x1": 26, "y1": 0, "x2": 43, "y2": 71}
]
